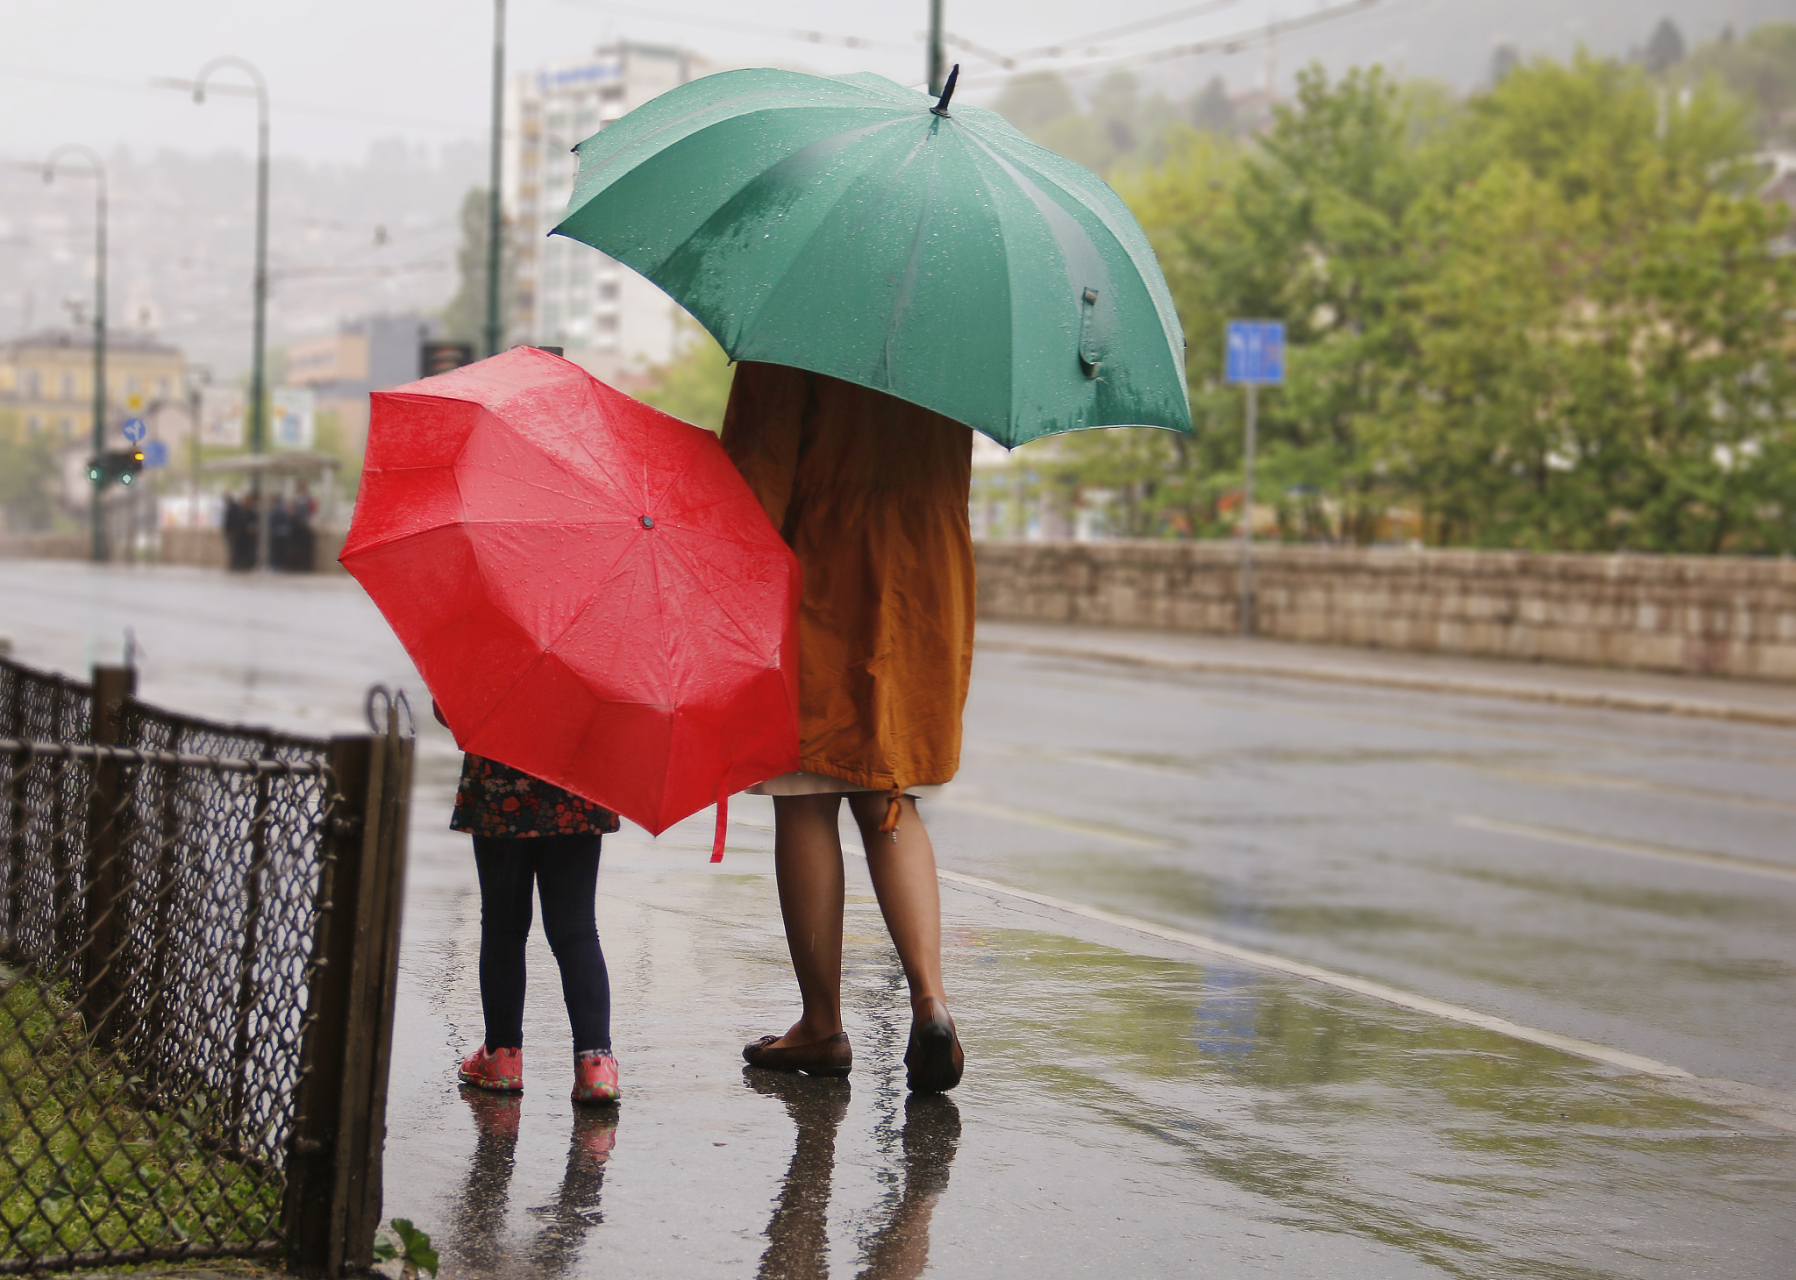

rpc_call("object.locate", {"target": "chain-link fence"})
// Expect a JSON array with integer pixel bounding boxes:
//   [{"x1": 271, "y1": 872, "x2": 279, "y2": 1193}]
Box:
[{"x1": 0, "y1": 656, "x2": 411, "y2": 1274}]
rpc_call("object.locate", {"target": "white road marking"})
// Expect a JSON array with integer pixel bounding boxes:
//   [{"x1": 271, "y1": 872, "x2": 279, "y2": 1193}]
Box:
[
  {"x1": 1456, "y1": 815, "x2": 1796, "y2": 884},
  {"x1": 924, "y1": 865, "x2": 1694, "y2": 1079}
]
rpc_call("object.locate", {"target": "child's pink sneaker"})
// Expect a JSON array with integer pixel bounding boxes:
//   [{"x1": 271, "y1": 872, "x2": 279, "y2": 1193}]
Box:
[
  {"x1": 572, "y1": 1049, "x2": 620, "y2": 1103},
  {"x1": 459, "y1": 1044, "x2": 523, "y2": 1093}
]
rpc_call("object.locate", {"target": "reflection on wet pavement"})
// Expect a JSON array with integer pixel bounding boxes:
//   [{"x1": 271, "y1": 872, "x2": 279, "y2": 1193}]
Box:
[
  {"x1": 441, "y1": 1089, "x2": 619, "y2": 1277},
  {"x1": 746, "y1": 1072, "x2": 960, "y2": 1280}
]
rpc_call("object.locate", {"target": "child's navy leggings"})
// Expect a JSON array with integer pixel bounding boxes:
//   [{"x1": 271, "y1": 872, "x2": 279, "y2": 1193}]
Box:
[{"x1": 472, "y1": 833, "x2": 611, "y2": 1054}]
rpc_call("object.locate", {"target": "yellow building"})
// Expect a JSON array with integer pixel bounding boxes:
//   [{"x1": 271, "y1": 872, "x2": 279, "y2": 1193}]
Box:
[{"x1": 0, "y1": 328, "x2": 186, "y2": 445}]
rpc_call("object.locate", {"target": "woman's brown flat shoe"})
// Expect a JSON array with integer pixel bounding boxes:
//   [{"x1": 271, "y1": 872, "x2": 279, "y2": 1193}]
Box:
[
  {"x1": 904, "y1": 1000, "x2": 964, "y2": 1093},
  {"x1": 742, "y1": 1031, "x2": 853, "y2": 1077}
]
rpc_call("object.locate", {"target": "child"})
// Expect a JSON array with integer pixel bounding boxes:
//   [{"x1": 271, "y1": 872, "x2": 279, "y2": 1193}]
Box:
[{"x1": 448, "y1": 738, "x2": 622, "y2": 1104}]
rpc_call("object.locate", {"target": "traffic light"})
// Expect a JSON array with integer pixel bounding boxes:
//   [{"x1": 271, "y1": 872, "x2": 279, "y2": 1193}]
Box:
[{"x1": 87, "y1": 449, "x2": 145, "y2": 488}]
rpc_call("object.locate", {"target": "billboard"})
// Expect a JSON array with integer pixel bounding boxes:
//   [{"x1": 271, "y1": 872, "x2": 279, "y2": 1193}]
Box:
[
  {"x1": 199, "y1": 386, "x2": 244, "y2": 447},
  {"x1": 272, "y1": 386, "x2": 316, "y2": 450}
]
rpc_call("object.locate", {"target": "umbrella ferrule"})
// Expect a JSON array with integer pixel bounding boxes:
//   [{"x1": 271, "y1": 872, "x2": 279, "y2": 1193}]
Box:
[{"x1": 930, "y1": 64, "x2": 961, "y2": 118}]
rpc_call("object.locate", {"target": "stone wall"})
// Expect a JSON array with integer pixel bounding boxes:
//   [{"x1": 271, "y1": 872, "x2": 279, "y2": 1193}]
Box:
[{"x1": 974, "y1": 541, "x2": 1796, "y2": 681}]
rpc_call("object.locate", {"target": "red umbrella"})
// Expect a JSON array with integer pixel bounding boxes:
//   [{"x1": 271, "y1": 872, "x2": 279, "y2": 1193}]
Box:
[{"x1": 341, "y1": 346, "x2": 799, "y2": 856}]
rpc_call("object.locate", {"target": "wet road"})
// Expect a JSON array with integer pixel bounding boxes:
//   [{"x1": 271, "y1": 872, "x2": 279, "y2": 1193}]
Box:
[{"x1": 3, "y1": 562, "x2": 1793, "y2": 1279}]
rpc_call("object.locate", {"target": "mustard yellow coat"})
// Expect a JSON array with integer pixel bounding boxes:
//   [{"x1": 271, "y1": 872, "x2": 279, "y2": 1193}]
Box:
[{"x1": 721, "y1": 362, "x2": 975, "y2": 798}]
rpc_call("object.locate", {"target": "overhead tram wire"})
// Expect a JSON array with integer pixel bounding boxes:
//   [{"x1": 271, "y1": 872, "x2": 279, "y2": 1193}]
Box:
[
  {"x1": 957, "y1": 0, "x2": 1394, "y2": 89},
  {"x1": 556, "y1": 0, "x2": 921, "y2": 54},
  {"x1": 1006, "y1": 0, "x2": 1250, "y2": 63}
]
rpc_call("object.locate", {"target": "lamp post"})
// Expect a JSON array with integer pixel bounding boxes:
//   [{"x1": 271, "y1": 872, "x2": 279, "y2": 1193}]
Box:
[
  {"x1": 191, "y1": 55, "x2": 271, "y2": 570},
  {"x1": 42, "y1": 145, "x2": 107, "y2": 563},
  {"x1": 485, "y1": 0, "x2": 507, "y2": 359},
  {"x1": 928, "y1": 0, "x2": 946, "y2": 95}
]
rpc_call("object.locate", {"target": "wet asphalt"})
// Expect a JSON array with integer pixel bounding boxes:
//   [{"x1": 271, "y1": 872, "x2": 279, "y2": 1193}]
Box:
[{"x1": 2, "y1": 561, "x2": 1792, "y2": 1279}]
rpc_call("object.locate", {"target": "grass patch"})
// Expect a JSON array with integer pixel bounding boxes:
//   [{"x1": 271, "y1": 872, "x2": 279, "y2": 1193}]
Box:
[{"x1": 0, "y1": 971, "x2": 281, "y2": 1263}]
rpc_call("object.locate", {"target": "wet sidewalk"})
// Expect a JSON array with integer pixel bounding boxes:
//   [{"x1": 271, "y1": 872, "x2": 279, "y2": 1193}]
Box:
[{"x1": 383, "y1": 763, "x2": 1796, "y2": 1280}]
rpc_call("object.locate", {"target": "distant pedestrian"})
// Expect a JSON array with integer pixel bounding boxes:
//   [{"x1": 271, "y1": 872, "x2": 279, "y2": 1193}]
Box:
[
  {"x1": 267, "y1": 497, "x2": 292, "y2": 572},
  {"x1": 285, "y1": 483, "x2": 316, "y2": 573},
  {"x1": 223, "y1": 493, "x2": 257, "y2": 571},
  {"x1": 440, "y1": 702, "x2": 622, "y2": 1103}
]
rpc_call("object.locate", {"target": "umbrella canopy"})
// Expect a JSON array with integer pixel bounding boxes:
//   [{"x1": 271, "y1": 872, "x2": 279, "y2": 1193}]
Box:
[
  {"x1": 553, "y1": 67, "x2": 1191, "y2": 448},
  {"x1": 340, "y1": 346, "x2": 801, "y2": 839}
]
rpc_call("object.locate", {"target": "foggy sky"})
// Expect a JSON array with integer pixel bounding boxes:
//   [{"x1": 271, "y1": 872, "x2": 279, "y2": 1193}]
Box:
[{"x1": 4, "y1": 0, "x2": 1789, "y2": 167}]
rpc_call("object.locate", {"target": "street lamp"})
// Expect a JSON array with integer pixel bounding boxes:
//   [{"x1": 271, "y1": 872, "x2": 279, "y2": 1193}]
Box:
[
  {"x1": 42, "y1": 144, "x2": 107, "y2": 563},
  {"x1": 486, "y1": 0, "x2": 506, "y2": 359},
  {"x1": 190, "y1": 55, "x2": 272, "y2": 570},
  {"x1": 928, "y1": 0, "x2": 946, "y2": 95}
]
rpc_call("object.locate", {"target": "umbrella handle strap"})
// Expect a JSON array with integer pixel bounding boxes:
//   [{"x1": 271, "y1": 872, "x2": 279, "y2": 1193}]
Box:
[
  {"x1": 879, "y1": 789, "x2": 903, "y2": 840},
  {"x1": 712, "y1": 792, "x2": 728, "y2": 863}
]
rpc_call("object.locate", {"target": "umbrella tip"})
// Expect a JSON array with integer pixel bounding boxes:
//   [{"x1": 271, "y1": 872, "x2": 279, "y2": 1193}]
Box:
[{"x1": 931, "y1": 64, "x2": 961, "y2": 118}]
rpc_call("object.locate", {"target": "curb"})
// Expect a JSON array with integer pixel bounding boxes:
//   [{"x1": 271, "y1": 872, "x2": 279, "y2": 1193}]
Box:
[{"x1": 978, "y1": 640, "x2": 1796, "y2": 729}]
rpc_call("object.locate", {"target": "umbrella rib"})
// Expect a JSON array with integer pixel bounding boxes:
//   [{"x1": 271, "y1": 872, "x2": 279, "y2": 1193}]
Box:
[
  {"x1": 570, "y1": 88, "x2": 902, "y2": 204},
  {"x1": 876, "y1": 131, "x2": 943, "y2": 388},
  {"x1": 455, "y1": 528, "x2": 647, "y2": 745},
  {"x1": 960, "y1": 128, "x2": 1187, "y2": 375},
  {"x1": 570, "y1": 381, "x2": 644, "y2": 502},
  {"x1": 654, "y1": 531, "x2": 774, "y2": 664},
  {"x1": 675, "y1": 119, "x2": 914, "y2": 345}
]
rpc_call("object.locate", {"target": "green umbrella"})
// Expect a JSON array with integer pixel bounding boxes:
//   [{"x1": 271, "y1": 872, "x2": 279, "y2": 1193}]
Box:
[{"x1": 553, "y1": 67, "x2": 1191, "y2": 448}]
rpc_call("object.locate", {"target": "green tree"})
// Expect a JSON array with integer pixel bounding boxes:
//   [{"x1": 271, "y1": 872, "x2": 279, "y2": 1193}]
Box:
[
  {"x1": 634, "y1": 321, "x2": 735, "y2": 434},
  {"x1": 1086, "y1": 45, "x2": 1794, "y2": 552},
  {"x1": 1380, "y1": 55, "x2": 1792, "y2": 551},
  {"x1": 1109, "y1": 127, "x2": 1250, "y2": 536},
  {"x1": 1677, "y1": 22, "x2": 1796, "y2": 145},
  {"x1": 1223, "y1": 64, "x2": 1447, "y2": 540},
  {"x1": 440, "y1": 188, "x2": 517, "y2": 350},
  {"x1": 1189, "y1": 76, "x2": 1237, "y2": 135}
]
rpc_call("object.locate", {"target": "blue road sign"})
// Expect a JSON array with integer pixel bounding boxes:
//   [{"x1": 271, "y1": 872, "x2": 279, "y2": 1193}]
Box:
[
  {"x1": 142, "y1": 439, "x2": 169, "y2": 469},
  {"x1": 1225, "y1": 321, "x2": 1286, "y2": 385},
  {"x1": 122, "y1": 417, "x2": 147, "y2": 443}
]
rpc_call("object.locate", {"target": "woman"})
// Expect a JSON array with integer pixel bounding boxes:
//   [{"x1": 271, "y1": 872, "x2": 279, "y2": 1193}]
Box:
[
  {"x1": 449, "y1": 743, "x2": 623, "y2": 1104},
  {"x1": 723, "y1": 361, "x2": 973, "y2": 1093}
]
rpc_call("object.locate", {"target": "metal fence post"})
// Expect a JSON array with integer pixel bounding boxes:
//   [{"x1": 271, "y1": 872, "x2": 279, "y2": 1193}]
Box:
[
  {"x1": 78, "y1": 664, "x2": 136, "y2": 1044},
  {"x1": 282, "y1": 723, "x2": 411, "y2": 1275},
  {"x1": 2, "y1": 671, "x2": 25, "y2": 961}
]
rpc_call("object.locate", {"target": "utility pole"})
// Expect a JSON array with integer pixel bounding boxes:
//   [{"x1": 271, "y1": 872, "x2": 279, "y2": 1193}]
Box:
[
  {"x1": 1224, "y1": 320, "x2": 1285, "y2": 638},
  {"x1": 928, "y1": 0, "x2": 945, "y2": 95},
  {"x1": 486, "y1": 0, "x2": 507, "y2": 359},
  {"x1": 42, "y1": 145, "x2": 107, "y2": 563},
  {"x1": 1240, "y1": 383, "x2": 1257, "y2": 636},
  {"x1": 192, "y1": 56, "x2": 272, "y2": 570}
]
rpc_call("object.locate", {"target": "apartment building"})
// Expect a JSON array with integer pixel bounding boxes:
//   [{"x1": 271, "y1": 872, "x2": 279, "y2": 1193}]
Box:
[
  {"x1": 506, "y1": 41, "x2": 712, "y2": 379},
  {"x1": 0, "y1": 328, "x2": 185, "y2": 444},
  {"x1": 283, "y1": 312, "x2": 438, "y2": 456}
]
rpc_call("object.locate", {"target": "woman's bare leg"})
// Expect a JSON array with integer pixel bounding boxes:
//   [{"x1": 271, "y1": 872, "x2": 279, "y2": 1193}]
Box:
[
  {"x1": 847, "y1": 795, "x2": 946, "y2": 1011},
  {"x1": 768, "y1": 793, "x2": 847, "y2": 1047}
]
